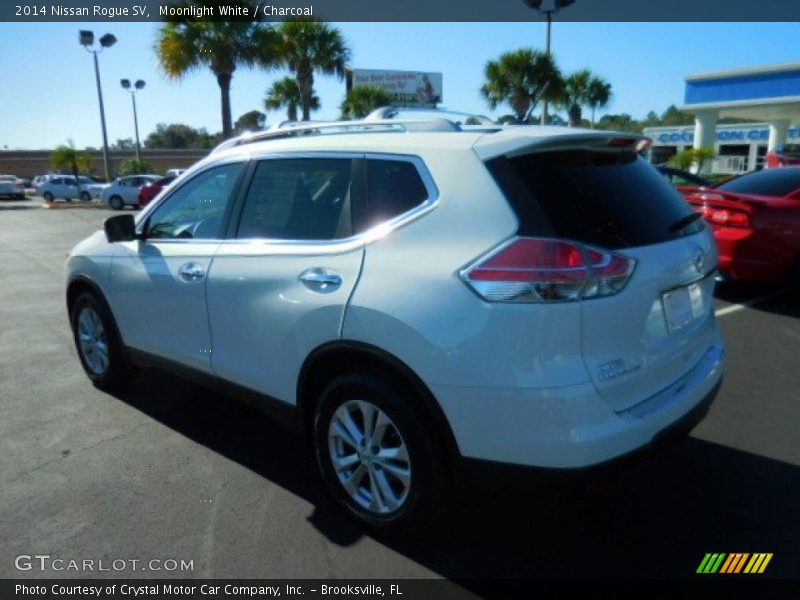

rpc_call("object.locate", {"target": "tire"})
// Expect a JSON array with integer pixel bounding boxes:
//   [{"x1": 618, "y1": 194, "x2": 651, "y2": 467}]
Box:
[
  {"x1": 109, "y1": 195, "x2": 124, "y2": 210},
  {"x1": 313, "y1": 373, "x2": 449, "y2": 533},
  {"x1": 80, "y1": 191, "x2": 91, "y2": 202},
  {"x1": 70, "y1": 291, "x2": 133, "y2": 392},
  {"x1": 43, "y1": 191, "x2": 54, "y2": 202}
]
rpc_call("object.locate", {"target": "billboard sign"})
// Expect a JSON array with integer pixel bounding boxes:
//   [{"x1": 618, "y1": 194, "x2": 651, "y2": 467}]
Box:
[{"x1": 350, "y1": 69, "x2": 443, "y2": 107}]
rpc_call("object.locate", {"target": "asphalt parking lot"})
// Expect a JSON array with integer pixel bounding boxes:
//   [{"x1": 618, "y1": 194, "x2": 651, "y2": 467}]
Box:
[{"x1": 1, "y1": 197, "x2": 798, "y2": 587}]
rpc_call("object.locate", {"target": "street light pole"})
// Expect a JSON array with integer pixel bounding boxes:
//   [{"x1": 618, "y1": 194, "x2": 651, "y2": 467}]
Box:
[
  {"x1": 80, "y1": 31, "x2": 117, "y2": 183},
  {"x1": 523, "y1": 0, "x2": 575, "y2": 126},
  {"x1": 92, "y1": 52, "x2": 112, "y2": 182},
  {"x1": 121, "y1": 79, "x2": 145, "y2": 163}
]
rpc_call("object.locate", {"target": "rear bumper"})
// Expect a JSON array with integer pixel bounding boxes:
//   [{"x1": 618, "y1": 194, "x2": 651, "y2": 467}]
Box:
[{"x1": 432, "y1": 342, "x2": 724, "y2": 469}]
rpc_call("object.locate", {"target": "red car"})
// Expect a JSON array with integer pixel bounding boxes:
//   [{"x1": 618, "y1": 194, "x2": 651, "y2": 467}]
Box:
[
  {"x1": 137, "y1": 176, "x2": 175, "y2": 207},
  {"x1": 683, "y1": 168, "x2": 800, "y2": 284},
  {"x1": 765, "y1": 144, "x2": 800, "y2": 169}
]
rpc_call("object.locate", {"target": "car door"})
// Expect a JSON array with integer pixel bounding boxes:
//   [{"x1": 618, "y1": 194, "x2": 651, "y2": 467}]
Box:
[
  {"x1": 63, "y1": 176, "x2": 79, "y2": 199},
  {"x1": 206, "y1": 155, "x2": 365, "y2": 404},
  {"x1": 109, "y1": 160, "x2": 247, "y2": 373},
  {"x1": 119, "y1": 177, "x2": 138, "y2": 203}
]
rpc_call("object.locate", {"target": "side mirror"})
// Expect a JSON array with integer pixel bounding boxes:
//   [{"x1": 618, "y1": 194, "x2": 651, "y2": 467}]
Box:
[{"x1": 104, "y1": 214, "x2": 137, "y2": 243}]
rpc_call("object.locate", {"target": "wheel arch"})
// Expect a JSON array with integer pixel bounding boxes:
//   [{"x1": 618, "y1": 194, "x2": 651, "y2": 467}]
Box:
[
  {"x1": 297, "y1": 341, "x2": 461, "y2": 466},
  {"x1": 66, "y1": 276, "x2": 125, "y2": 346}
]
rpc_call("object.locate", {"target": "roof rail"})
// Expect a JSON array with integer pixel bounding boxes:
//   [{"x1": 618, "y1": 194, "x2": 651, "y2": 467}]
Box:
[
  {"x1": 365, "y1": 106, "x2": 495, "y2": 126},
  {"x1": 211, "y1": 118, "x2": 461, "y2": 154}
]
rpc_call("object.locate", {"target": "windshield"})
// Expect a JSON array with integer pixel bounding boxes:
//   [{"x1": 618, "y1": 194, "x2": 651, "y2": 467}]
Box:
[{"x1": 717, "y1": 168, "x2": 800, "y2": 197}]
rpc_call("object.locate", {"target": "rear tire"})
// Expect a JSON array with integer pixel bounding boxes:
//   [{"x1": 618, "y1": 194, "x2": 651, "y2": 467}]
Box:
[
  {"x1": 313, "y1": 373, "x2": 449, "y2": 533},
  {"x1": 109, "y1": 195, "x2": 124, "y2": 210},
  {"x1": 70, "y1": 291, "x2": 133, "y2": 392}
]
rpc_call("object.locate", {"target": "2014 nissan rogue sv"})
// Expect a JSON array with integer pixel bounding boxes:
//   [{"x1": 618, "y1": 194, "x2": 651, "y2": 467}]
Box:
[{"x1": 66, "y1": 118, "x2": 725, "y2": 531}]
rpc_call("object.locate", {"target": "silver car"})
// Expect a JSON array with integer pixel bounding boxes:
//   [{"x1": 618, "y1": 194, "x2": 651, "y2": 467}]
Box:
[
  {"x1": 101, "y1": 174, "x2": 160, "y2": 209},
  {"x1": 66, "y1": 118, "x2": 724, "y2": 532},
  {"x1": 0, "y1": 175, "x2": 25, "y2": 199},
  {"x1": 38, "y1": 175, "x2": 104, "y2": 202}
]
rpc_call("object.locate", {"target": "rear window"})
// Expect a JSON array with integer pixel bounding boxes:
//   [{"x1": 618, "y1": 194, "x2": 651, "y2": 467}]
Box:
[
  {"x1": 487, "y1": 151, "x2": 703, "y2": 250},
  {"x1": 716, "y1": 168, "x2": 800, "y2": 197}
]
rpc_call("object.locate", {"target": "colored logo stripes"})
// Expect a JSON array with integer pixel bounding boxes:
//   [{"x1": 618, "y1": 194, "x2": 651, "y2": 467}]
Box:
[{"x1": 697, "y1": 553, "x2": 773, "y2": 574}]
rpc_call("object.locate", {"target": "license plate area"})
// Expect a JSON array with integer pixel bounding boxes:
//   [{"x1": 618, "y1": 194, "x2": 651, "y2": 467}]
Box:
[{"x1": 662, "y1": 283, "x2": 704, "y2": 333}]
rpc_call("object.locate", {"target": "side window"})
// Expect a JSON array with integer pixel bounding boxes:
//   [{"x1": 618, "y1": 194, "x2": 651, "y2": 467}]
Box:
[
  {"x1": 236, "y1": 158, "x2": 353, "y2": 240},
  {"x1": 364, "y1": 159, "x2": 428, "y2": 228},
  {"x1": 145, "y1": 162, "x2": 243, "y2": 240},
  {"x1": 51, "y1": 178, "x2": 63, "y2": 185}
]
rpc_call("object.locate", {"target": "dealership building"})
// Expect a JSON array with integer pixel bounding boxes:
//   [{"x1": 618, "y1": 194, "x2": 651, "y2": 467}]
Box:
[{"x1": 645, "y1": 62, "x2": 800, "y2": 173}]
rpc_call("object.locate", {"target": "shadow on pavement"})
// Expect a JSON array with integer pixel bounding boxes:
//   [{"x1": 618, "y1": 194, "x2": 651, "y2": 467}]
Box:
[
  {"x1": 0, "y1": 204, "x2": 38, "y2": 211},
  {"x1": 113, "y1": 368, "x2": 799, "y2": 586},
  {"x1": 715, "y1": 281, "x2": 799, "y2": 319}
]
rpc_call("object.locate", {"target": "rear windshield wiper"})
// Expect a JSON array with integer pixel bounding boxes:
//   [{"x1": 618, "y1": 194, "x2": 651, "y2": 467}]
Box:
[{"x1": 668, "y1": 212, "x2": 702, "y2": 233}]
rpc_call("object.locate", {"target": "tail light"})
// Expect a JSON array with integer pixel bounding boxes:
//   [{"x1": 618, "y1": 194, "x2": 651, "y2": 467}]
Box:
[
  {"x1": 461, "y1": 237, "x2": 636, "y2": 303},
  {"x1": 698, "y1": 206, "x2": 750, "y2": 229}
]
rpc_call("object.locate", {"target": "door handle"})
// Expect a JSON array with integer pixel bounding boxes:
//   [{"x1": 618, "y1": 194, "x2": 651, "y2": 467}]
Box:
[
  {"x1": 178, "y1": 262, "x2": 206, "y2": 282},
  {"x1": 299, "y1": 268, "x2": 342, "y2": 293}
]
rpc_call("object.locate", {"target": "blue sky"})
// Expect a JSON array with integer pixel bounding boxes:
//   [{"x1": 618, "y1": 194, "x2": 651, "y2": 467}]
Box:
[{"x1": 1, "y1": 21, "x2": 798, "y2": 149}]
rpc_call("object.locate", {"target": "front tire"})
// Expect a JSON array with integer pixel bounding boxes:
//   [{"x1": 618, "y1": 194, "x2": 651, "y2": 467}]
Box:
[
  {"x1": 80, "y1": 191, "x2": 91, "y2": 202},
  {"x1": 313, "y1": 373, "x2": 448, "y2": 533},
  {"x1": 109, "y1": 195, "x2": 124, "y2": 210},
  {"x1": 70, "y1": 292, "x2": 133, "y2": 392},
  {"x1": 43, "y1": 191, "x2": 54, "y2": 202}
]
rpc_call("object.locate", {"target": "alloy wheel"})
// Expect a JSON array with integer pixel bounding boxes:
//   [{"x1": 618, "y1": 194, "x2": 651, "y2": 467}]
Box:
[
  {"x1": 77, "y1": 307, "x2": 109, "y2": 375},
  {"x1": 328, "y1": 400, "x2": 412, "y2": 515}
]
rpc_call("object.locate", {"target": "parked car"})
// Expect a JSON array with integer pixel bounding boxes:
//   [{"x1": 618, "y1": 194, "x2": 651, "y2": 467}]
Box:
[
  {"x1": 656, "y1": 165, "x2": 711, "y2": 194},
  {"x1": 39, "y1": 175, "x2": 105, "y2": 202},
  {"x1": 165, "y1": 168, "x2": 186, "y2": 178},
  {"x1": 138, "y1": 176, "x2": 176, "y2": 207},
  {"x1": 101, "y1": 175, "x2": 160, "y2": 209},
  {"x1": 684, "y1": 167, "x2": 800, "y2": 284},
  {"x1": 765, "y1": 143, "x2": 800, "y2": 169},
  {"x1": 0, "y1": 175, "x2": 25, "y2": 199},
  {"x1": 66, "y1": 119, "x2": 724, "y2": 531}
]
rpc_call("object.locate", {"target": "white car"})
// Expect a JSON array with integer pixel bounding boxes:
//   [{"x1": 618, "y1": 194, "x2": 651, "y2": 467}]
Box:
[
  {"x1": 66, "y1": 118, "x2": 724, "y2": 531},
  {"x1": 0, "y1": 175, "x2": 26, "y2": 199},
  {"x1": 101, "y1": 175, "x2": 160, "y2": 209},
  {"x1": 38, "y1": 175, "x2": 105, "y2": 202}
]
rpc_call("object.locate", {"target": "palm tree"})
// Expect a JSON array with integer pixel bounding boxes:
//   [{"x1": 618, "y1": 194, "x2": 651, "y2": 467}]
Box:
[
  {"x1": 586, "y1": 76, "x2": 612, "y2": 128},
  {"x1": 50, "y1": 140, "x2": 93, "y2": 200},
  {"x1": 339, "y1": 85, "x2": 392, "y2": 120},
  {"x1": 559, "y1": 69, "x2": 592, "y2": 127},
  {"x1": 480, "y1": 48, "x2": 563, "y2": 124},
  {"x1": 275, "y1": 20, "x2": 350, "y2": 121},
  {"x1": 265, "y1": 76, "x2": 319, "y2": 122},
  {"x1": 155, "y1": 0, "x2": 277, "y2": 138}
]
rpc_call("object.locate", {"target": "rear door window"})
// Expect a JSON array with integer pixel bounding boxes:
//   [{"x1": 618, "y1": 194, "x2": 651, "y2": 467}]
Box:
[
  {"x1": 487, "y1": 151, "x2": 703, "y2": 249},
  {"x1": 236, "y1": 158, "x2": 354, "y2": 240},
  {"x1": 363, "y1": 159, "x2": 428, "y2": 229}
]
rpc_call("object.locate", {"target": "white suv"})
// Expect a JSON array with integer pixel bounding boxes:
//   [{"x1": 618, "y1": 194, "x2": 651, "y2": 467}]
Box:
[{"x1": 66, "y1": 118, "x2": 724, "y2": 531}]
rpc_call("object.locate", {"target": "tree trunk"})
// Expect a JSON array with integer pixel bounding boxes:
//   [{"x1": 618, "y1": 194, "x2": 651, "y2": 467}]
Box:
[
  {"x1": 591, "y1": 106, "x2": 596, "y2": 129},
  {"x1": 288, "y1": 104, "x2": 297, "y2": 122},
  {"x1": 568, "y1": 104, "x2": 582, "y2": 128},
  {"x1": 217, "y1": 72, "x2": 233, "y2": 138},
  {"x1": 298, "y1": 66, "x2": 314, "y2": 121}
]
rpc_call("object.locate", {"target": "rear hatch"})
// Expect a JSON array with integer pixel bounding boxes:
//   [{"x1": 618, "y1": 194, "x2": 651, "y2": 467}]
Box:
[{"x1": 478, "y1": 131, "x2": 718, "y2": 412}]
